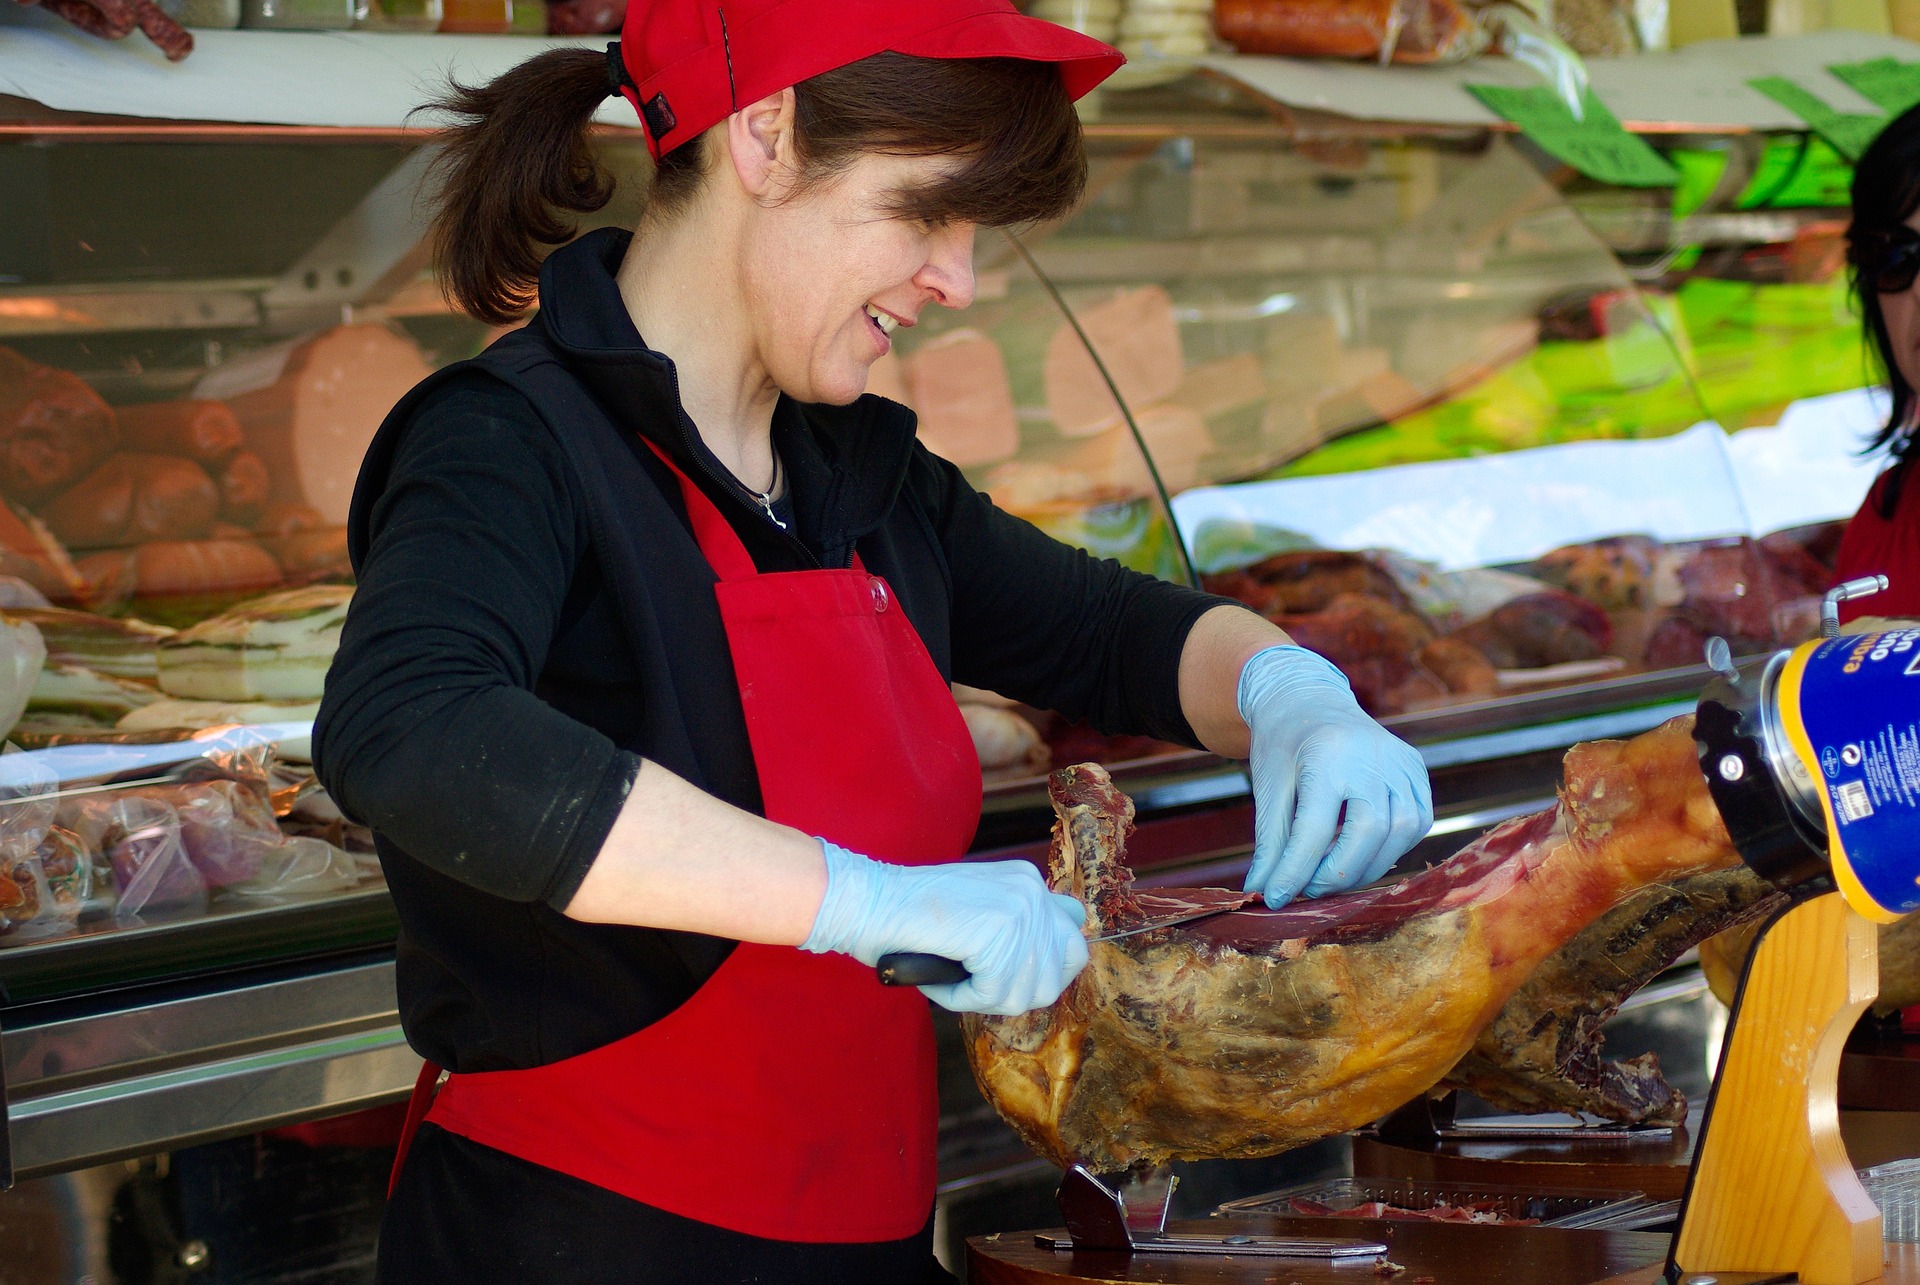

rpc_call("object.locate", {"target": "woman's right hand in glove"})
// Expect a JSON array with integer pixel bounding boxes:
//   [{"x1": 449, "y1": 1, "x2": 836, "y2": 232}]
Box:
[{"x1": 801, "y1": 840, "x2": 1089, "y2": 1016}]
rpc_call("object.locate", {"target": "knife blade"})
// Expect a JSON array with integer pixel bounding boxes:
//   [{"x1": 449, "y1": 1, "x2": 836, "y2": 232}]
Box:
[{"x1": 875, "y1": 896, "x2": 1260, "y2": 988}]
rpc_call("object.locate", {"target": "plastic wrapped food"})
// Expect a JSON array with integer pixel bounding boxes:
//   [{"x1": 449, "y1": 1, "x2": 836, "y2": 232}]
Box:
[
  {"x1": 92, "y1": 797, "x2": 208, "y2": 920},
  {"x1": 117, "y1": 779, "x2": 281, "y2": 887}
]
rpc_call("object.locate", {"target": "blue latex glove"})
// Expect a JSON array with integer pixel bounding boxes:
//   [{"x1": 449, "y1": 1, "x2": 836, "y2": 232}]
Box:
[
  {"x1": 1239, "y1": 645, "x2": 1433, "y2": 908},
  {"x1": 801, "y1": 841, "x2": 1090, "y2": 1016}
]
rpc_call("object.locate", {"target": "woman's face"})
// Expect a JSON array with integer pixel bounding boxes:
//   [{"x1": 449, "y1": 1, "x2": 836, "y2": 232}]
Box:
[
  {"x1": 1879, "y1": 207, "x2": 1920, "y2": 393},
  {"x1": 741, "y1": 151, "x2": 978, "y2": 406}
]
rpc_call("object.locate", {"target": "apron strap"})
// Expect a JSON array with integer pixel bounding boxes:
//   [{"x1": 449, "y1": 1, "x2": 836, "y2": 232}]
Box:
[
  {"x1": 637, "y1": 437, "x2": 760, "y2": 583},
  {"x1": 388, "y1": 1060, "x2": 444, "y2": 1199}
]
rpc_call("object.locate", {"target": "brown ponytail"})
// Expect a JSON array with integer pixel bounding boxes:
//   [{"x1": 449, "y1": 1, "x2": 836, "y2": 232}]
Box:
[
  {"x1": 425, "y1": 48, "x2": 1085, "y2": 326},
  {"x1": 424, "y1": 49, "x2": 618, "y2": 326}
]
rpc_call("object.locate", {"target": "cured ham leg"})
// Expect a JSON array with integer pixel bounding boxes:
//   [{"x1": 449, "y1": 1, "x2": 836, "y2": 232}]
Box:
[
  {"x1": 1445, "y1": 864, "x2": 1782, "y2": 1124},
  {"x1": 962, "y1": 717, "x2": 1740, "y2": 1172}
]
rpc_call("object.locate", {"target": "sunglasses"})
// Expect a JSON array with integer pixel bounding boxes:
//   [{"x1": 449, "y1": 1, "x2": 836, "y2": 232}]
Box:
[{"x1": 1852, "y1": 225, "x2": 1920, "y2": 294}]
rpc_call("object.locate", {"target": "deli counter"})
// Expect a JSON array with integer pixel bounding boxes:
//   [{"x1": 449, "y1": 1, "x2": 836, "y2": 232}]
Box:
[{"x1": 0, "y1": 21, "x2": 1892, "y2": 1268}]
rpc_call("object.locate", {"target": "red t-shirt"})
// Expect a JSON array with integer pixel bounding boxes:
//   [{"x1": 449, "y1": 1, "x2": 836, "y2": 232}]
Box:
[{"x1": 1835, "y1": 466, "x2": 1920, "y2": 622}]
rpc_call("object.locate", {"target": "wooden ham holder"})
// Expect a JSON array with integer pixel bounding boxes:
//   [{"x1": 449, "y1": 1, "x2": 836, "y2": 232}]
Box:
[{"x1": 1668, "y1": 891, "x2": 1884, "y2": 1285}]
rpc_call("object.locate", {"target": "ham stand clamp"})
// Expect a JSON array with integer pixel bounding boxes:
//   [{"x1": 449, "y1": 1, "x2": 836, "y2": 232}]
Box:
[
  {"x1": 1035, "y1": 1165, "x2": 1390, "y2": 1259},
  {"x1": 1669, "y1": 577, "x2": 1910, "y2": 1285}
]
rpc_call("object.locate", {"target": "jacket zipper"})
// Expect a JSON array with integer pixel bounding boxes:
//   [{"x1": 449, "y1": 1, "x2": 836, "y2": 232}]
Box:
[{"x1": 661, "y1": 365, "x2": 821, "y2": 571}]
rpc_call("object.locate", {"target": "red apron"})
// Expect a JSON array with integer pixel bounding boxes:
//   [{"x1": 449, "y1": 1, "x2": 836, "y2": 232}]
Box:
[
  {"x1": 388, "y1": 440, "x2": 983, "y2": 1244},
  {"x1": 1835, "y1": 468, "x2": 1920, "y2": 623}
]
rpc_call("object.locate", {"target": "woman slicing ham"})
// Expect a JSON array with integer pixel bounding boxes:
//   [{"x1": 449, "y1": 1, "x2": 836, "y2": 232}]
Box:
[{"x1": 312, "y1": 4, "x2": 1432, "y2": 1280}]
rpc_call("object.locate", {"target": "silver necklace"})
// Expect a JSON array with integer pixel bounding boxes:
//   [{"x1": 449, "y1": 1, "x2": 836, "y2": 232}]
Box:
[{"x1": 744, "y1": 449, "x2": 787, "y2": 531}]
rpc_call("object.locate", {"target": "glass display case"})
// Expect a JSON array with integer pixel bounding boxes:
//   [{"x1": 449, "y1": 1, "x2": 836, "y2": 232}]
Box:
[{"x1": 0, "y1": 29, "x2": 1892, "y2": 1256}]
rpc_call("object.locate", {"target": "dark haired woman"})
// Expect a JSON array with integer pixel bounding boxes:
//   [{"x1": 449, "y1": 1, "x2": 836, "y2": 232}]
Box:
[
  {"x1": 1838, "y1": 101, "x2": 1920, "y2": 618},
  {"x1": 314, "y1": 3, "x2": 1432, "y2": 1280}
]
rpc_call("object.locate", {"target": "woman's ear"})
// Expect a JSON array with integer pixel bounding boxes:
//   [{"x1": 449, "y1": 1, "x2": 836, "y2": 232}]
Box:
[{"x1": 727, "y1": 87, "x2": 799, "y2": 200}]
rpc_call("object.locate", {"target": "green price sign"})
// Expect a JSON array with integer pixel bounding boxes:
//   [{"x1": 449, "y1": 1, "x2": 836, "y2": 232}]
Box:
[
  {"x1": 1829, "y1": 56, "x2": 1920, "y2": 116},
  {"x1": 1467, "y1": 84, "x2": 1680, "y2": 188},
  {"x1": 1748, "y1": 75, "x2": 1886, "y2": 160}
]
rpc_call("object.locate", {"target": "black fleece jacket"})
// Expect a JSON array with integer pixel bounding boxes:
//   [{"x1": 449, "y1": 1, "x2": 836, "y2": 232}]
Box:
[{"x1": 314, "y1": 228, "x2": 1225, "y2": 1072}]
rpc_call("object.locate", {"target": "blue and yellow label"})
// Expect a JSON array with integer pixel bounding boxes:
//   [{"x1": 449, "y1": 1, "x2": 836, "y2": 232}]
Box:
[{"x1": 1777, "y1": 629, "x2": 1920, "y2": 923}]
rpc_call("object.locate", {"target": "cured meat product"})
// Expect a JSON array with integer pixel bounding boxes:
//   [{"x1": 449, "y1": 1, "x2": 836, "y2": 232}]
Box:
[
  {"x1": 963, "y1": 718, "x2": 1738, "y2": 1171},
  {"x1": 157, "y1": 584, "x2": 352, "y2": 702},
  {"x1": 0, "y1": 503, "x2": 85, "y2": 605},
  {"x1": 1277, "y1": 593, "x2": 1447, "y2": 715},
  {"x1": 24, "y1": 663, "x2": 164, "y2": 731},
  {"x1": 1203, "y1": 550, "x2": 1413, "y2": 617},
  {"x1": 1700, "y1": 908, "x2": 1920, "y2": 1018},
  {"x1": 216, "y1": 451, "x2": 271, "y2": 527},
  {"x1": 0, "y1": 346, "x2": 118, "y2": 507},
  {"x1": 1043, "y1": 287, "x2": 1183, "y2": 439},
  {"x1": 211, "y1": 325, "x2": 432, "y2": 526},
  {"x1": 76, "y1": 537, "x2": 282, "y2": 624},
  {"x1": 1444, "y1": 866, "x2": 1783, "y2": 1123},
  {"x1": 114, "y1": 399, "x2": 244, "y2": 465},
  {"x1": 1213, "y1": 0, "x2": 1476, "y2": 63},
  {"x1": 261, "y1": 526, "x2": 350, "y2": 581},
  {"x1": 41, "y1": 453, "x2": 220, "y2": 549},
  {"x1": 1, "y1": 607, "x2": 171, "y2": 682},
  {"x1": 904, "y1": 330, "x2": 1019, "y2": 467},
  {"x1": 1446, "y1": 591, "x2": 1612, "y2": 670},
  {"x1": 1532, "y1": 536, "x2": 1673, "y2": 613}
]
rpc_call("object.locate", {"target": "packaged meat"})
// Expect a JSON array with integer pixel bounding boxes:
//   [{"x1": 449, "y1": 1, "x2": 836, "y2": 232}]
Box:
[
  {"x1": 1213, "y1": 0, "x2": 1478, "y2": 62},
  {"x1": 88, "y1": 797, "x2": 208, "y2": 920},
  {"x1": 964, "y1": 719, "x2": 1740, "y2": 1171},
  {"x1": 222, "y1": 834, "x2": 359, "y2": 900},
  {"x1": 113, "y1": 399, "x2": 245, "y2": 465},
  {"x1": 0, "y1": 346, "x2": 119, "y2": 507},
  {"x1": 1, "y1": 607, "x2": 172, "y2": 682},
  {"x1": 40, "y1": 453, "x2": 221, "y2": 550},
  {"x1": 113, "y1": 779, "x2": 281, "y2": 887},
  {"x1": 207, "y1": 325, "x2": 432, "y2": 526},
  {"x1": 904, "y1": 330, "x2": 1020, "y2": 467},
  {"x1": 157, "y1": 584, "x2": 352, "y2": 702},
  {"x1": 1043, "y1": 286, "x2": 1184, "y2": 438},
  {"x1": 0, "y1": 614, "x2": 46, "y2": 740}
]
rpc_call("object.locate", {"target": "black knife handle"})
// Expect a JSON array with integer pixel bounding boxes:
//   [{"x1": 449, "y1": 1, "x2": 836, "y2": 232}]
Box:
[{"x1": 876, "y1": 953, "x2": 970, "y2": 986}]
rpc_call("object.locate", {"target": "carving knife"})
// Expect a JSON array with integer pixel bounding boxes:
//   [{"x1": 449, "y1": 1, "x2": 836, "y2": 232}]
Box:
[{"x1": 875, "y1": 894, "x2": 1261, "y2": 987}]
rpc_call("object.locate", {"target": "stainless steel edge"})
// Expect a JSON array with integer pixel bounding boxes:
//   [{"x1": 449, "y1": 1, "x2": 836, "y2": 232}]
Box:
[{"x1": 4, "y1": 959, "x2": 417, "y2": 1178}]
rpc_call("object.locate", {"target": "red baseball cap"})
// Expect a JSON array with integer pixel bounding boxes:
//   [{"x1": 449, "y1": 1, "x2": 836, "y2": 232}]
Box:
[{"x1": 612, "y1": 0, "x2": 1125, "y2": 159}]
